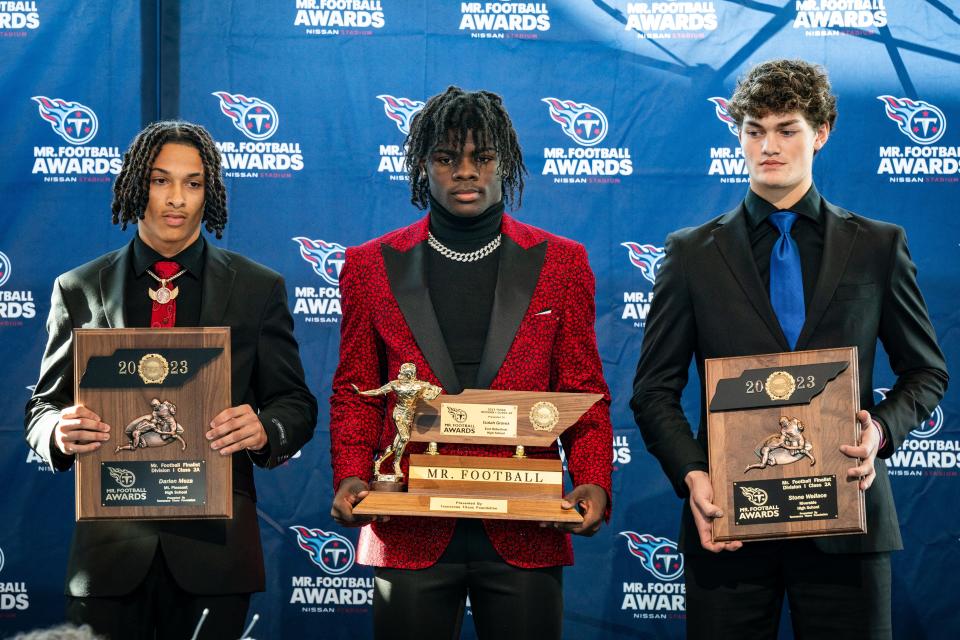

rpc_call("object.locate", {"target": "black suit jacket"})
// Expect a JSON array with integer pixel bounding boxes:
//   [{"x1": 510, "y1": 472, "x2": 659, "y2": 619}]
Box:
[
  {"x1": 25, "y1": 238, "x2": 318, "y2": 596},
  {"x1": 631, "y1": 198, "x2": 948, "y2": 555}
]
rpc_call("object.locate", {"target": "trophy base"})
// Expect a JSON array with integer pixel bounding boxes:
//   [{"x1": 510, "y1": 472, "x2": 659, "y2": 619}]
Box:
[
  {"x1": 353, "y1": 492, "x2": 583, "y2": 523},
  {"x1": 370, "y1": 479, "x2": 406, "y2": 492}
]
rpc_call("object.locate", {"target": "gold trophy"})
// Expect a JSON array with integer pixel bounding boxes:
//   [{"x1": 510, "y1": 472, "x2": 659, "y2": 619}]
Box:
[{"x1": 352, "y1": 362, "x2": 602, "y2": 523}]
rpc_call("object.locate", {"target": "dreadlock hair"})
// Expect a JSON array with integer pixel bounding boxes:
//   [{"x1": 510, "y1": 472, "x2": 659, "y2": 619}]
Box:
[
  {"x1": 727, "y1": 59, "x2": 838, "y2": 132},
  {"x1": 405, "y1": 86, "x2": 526, "y2": 210},
  {"x1": 111, "y1": 121, "x2": 228, "y2": 238}
]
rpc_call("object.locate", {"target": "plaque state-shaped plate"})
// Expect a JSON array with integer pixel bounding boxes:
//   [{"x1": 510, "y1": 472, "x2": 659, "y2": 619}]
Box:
[{"x1": 705, "y1": 347, "x2": 866, "y2": 542}]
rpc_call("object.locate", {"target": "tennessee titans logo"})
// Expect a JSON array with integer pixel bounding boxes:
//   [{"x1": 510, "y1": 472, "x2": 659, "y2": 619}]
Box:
[
  {"x1": 290, "y1": 526, "x2": 355, "y2": 576},
  {"x1": 542, "y1": 97, "x2": 609, "y2": 146},
  {"x1": 212, "y1": 91, "x2": 279, "y2": 141},
  {"x1": 32, "y1": 96, "x2": 99, "y2": 145},
  {"x1": 0, "y1": 251, "x2": 10, "y2": 288},
  {"x1": 377, "y1": 95, "x2": 425, "y2": 135},
  {"x1": 875, "y1": 388, "x2": 944, "y2": 438},
  {"x1": 877, "y1": 96, "x2": 946, "y2": 145},
  {"x1": 0, "y1": 546, "x2": 4, "y2": 574},
  {"x1": 292, "y1": 237, "x2": 347, "y2": 286},
  {"x1": 707, "y1": 97, "x2": 739, "y2": 136},
  {"x1": 106, "y1": 467, "x2": 136, "y2": 488},
  {"x1": 620, "y1": 532, "x2": 684, "y2": 581},
  {"x1": 621, "y1": 242, "x2": 665, "y2": 285}
]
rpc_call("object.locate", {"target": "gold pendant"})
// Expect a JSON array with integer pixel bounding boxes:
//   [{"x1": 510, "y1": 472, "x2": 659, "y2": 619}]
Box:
[{"x1": 148, "y1": 285, "x2": 180, "y2": 304}]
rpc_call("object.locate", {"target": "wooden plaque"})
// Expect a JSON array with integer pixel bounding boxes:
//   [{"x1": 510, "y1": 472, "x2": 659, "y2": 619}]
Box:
[
  {"x1": 74, "y1": 328, "x2": 232, "y2": 521},
  {"x1": 705, "y1": 347, "x2": 866, "y2": 542},
  {"x1": 353, "y1": 389, "x2": 602, "y2": 523}
]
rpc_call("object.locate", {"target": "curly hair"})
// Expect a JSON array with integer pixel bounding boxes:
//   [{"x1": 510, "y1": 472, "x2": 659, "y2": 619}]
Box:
[
  {"x1": 112, "y1": 121, "x2": 228, "y2": 238},
  {"x1": 727, "y1": 59, "x2": 838, "y2": 131},
  {"x1": 405, "y1": 86, "x2": 526, "y2": 210}
]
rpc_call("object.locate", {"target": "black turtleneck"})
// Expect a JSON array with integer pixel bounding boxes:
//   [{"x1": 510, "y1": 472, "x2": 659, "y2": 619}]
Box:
[{"x1": 426, "y1": 195, "x2": 504, "y2": 391}]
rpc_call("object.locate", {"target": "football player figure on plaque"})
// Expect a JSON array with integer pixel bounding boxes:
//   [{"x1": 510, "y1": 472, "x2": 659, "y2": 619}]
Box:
[{"x1": 743, "y1": 416, "x2": 816, "y2": 473}]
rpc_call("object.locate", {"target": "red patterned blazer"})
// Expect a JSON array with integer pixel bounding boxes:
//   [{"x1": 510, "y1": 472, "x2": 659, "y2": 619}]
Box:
[{"x1": 329, "y1": 213, "x2": 612, "y2": 569}]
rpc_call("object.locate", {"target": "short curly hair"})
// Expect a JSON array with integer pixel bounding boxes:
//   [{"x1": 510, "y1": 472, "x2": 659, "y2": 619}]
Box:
[
  {"x1": 727, "y1": 59, "x2": 838, "y2": 131},
  {"x1": 112, "y1": 121, "x2": 228, "y2": 238}
]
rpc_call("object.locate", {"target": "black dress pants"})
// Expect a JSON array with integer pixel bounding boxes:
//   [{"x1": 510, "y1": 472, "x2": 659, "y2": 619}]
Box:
[
  {"x1": 685, "y1": 539, "x2": 891, "y2": 640},
  {"x1": 66, "y1": 545, "x2": 251, "y2": 640},
  {"x1": 373, "y1": 519, "x2": 563, "y2": 640}
]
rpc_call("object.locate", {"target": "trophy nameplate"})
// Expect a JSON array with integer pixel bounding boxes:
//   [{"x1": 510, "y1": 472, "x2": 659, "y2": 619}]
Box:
[
  {"x1": 74, "y1": 328, "x2": 232, "y2": 521},
  {"x1": 352, "y1": 364, "x2": 602, "y2": 522},
  {"x1": 706, "y1": 347, "x2": 866, "y2": 542}
]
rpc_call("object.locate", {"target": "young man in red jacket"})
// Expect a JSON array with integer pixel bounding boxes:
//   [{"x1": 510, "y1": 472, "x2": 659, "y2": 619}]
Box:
[{"x1": 329, "y1": 87, "x2": 613, "y2": 639}]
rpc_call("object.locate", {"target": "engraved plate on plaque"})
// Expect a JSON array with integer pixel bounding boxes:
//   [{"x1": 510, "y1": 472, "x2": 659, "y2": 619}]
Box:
[
  {"x1": 440, "y1": 403, "x2": 518, "y2": 438},
  {"x1": 408, "y1": 465, "x2": 563, "y2": 485},
  {"x1": 733, "y1": 475, "x2": 839, "y2": 526},
  {"x1": 101, "y1": 460, "x2": 207, "y2": 507},
  {"x1": 429, "y1": 497, "x2": 509, "y2": 514}
]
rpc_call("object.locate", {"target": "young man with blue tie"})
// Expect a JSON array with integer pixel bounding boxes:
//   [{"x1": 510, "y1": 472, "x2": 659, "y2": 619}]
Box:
[{"x1": 632, "y1": 60, "x2": 947, "y2": 639}]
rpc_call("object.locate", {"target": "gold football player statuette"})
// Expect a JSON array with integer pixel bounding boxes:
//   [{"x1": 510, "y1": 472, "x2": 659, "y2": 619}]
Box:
[{"x1": 353, "y1": 363, "x2": 442, "y2": 485}]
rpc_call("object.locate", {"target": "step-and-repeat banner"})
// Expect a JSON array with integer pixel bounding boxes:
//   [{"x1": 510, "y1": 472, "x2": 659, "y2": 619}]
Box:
[{"x1": 2, "y1": 2, "x2": 957, "y2": 638}]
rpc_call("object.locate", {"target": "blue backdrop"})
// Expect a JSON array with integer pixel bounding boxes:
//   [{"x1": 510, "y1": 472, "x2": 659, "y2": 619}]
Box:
[{"x1": 1, "y1": 1, "x2": 957, "y2": 637}]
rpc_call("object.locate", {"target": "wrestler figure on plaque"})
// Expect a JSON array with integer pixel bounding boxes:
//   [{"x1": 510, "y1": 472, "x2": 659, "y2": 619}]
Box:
[{"x1": 352, "y1": 363, "x2": 442, "y2": 484}]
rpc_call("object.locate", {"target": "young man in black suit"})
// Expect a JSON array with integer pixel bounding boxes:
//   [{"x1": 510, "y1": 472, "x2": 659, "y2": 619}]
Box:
[
  {"x1": 631, "y1": 60, "x2": 947, "y2": 638},
  {"x1": 25, "y1": 121, "x2": 318, "y2": 640}
]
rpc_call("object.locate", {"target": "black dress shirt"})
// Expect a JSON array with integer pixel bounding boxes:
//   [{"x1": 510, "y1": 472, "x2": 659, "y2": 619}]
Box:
[
  {"x1": 124, "y1": 234, "x2": 204, "y2": 327},
  {"x1": 744, "y1": 184, "x2": 825, "y2": 309}
]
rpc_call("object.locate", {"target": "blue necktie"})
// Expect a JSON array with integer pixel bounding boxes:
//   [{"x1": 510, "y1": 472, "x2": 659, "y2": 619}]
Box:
[{"x1": 768, "y1": 212, "x2": 804, "y2": 350}]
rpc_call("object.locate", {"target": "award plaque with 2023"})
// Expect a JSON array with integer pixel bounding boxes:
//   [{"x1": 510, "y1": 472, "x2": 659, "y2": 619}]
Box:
[
  {"x1": 705, "y1": 347, "x2": 866, "y2": 542},
  {"x1": 73, "y1": 327, "x2": 232, "y2": 521}
]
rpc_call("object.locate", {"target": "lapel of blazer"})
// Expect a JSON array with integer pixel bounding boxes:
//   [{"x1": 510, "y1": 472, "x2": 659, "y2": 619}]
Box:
[
  {"x1": 98, "y1": 243, "x2": 130, "y2": 328},
  {"x1": 711, "y1": 205, "x2": 790, "y2": 350},
  {"x1": 381, "y1": 226, "x2": 460, "y2": 393},
  {"x1": 475, "y1": 225, "x2": 546, "y2": 389},
  {"x1": 199, "y1": 242, "x2": 237, "y2": 326},
  {"x1": 795, "y1": 201, "x2": 859, "y2": 349}
]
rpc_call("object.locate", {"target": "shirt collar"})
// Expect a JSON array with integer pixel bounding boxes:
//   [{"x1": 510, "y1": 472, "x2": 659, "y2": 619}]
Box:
[
  {"x1": 745, "y1": 184, "x2": 823, "y2": 229},
  {"x1": 132, "y1": 233, "x2": 206, "y2": 278}
]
